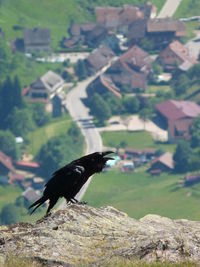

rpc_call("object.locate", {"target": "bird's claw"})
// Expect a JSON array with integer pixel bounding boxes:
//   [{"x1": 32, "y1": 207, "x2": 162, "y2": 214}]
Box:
[{"x1": 67, "y1": 199, "x2": 87, "y2": 205}]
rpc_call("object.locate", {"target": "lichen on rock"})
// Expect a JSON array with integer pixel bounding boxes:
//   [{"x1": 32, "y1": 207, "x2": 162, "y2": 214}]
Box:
[{"x1": 0, "y1": 205, "x2": 200, "y2": 266}]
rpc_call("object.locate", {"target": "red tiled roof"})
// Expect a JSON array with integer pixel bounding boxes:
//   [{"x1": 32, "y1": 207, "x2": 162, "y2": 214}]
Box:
[
  {"x1": 100, "y1": 75, "x2": 122, "y2": 98},
  {"x1": 0, "y1": 151, "x2": 15, "y2": 172},
  {"x1": 120, "y1": 45, "x2": 152, "y2": 70},
  {"x1": 16, "y1": 161, "x2": 40, "y2": 168},
  {"x1": 159, "y1": 40, "x2": 197, "y2": 71},
  {"x1": 155, "y1": 100, "x2": 200, "y2": 121},
  {"x1": 147, "y1": 18, "x2": 186, "y2": 35}
]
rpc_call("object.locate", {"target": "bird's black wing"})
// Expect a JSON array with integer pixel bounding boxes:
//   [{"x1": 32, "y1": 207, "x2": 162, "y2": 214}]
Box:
[{"x1": 43, "y1": 164, "x2": 85, "y2": 197}]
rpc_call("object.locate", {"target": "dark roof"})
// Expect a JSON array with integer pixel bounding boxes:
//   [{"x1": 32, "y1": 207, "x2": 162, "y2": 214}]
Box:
[
  {"x1": 95, "y1": 5, "x2": 151, "y2": 29},
  {"x1": 107, "y1": 59, "x2": 147, "y2": 90},
  {"x1": 128, "y1": 19, "x2": 147, "y2": 40},
  {"x1": 24, "y1": 28, "x2": 50, "y2": 45},
  {"x1": 151, "y1": 152, "x2": 174, "y2": 170},
  {"x1": 155, "y1": 100, "x2": 200, "y2": 121},
  {"x1": 147, "y1": 19, "x2": 186, "y2": 35},
  {"x1": 86, "y1": 45, "x2": 115, "y2": 72},
  {"x1": 120, "y1": 45, "x2": 152, "y2": 71},
  {"x1": 0, "y1": 151, "x2": 15, "y2": 172}
]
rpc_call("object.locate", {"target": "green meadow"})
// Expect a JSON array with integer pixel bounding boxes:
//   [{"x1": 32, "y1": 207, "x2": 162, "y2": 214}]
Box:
[
  {"x1": 84, "y1": 169, "x2": 200, "y2": 220},
  {"x1": 101, "y1": 131, "x2": 176, "y2": 153}
]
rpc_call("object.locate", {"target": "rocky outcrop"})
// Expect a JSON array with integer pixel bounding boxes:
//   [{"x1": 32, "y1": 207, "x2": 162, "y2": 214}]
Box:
[{"x1": 0, "y1": 205, "x2": 200, "y2": 266}]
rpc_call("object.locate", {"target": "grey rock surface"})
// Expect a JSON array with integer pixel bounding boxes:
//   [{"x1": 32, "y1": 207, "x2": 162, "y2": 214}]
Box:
[{"x1": 0, "y1": 205, "x2": 200, "y2": 266}]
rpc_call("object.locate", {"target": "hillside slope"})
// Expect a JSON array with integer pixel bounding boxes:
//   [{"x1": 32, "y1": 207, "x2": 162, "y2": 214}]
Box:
[{"x1": 0, "y1": 0, "x2": 164, "y2": 49}]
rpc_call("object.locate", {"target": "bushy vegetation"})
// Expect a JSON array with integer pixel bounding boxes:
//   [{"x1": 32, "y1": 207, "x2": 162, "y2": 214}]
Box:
[
  {"x1": 37, "y1": 122, "x2": 84, "y2": 180},
  {"x1": 170, "y1": 64, "x2": 200, "y2": 102},
  {"x1": 2, "y1": 257, "x2": 196, "y2": 267}
]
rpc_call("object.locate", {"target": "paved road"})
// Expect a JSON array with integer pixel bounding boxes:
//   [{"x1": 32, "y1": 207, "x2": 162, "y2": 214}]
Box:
[
  {"x1": 157, "y1": 0, "x2": 182, "y2": 18},
  {"x1": 64, "y1": 75, "x2": 103, "y2": 200}
]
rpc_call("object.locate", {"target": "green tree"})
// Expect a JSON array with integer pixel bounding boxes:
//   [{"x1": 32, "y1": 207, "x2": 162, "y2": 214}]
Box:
[
  {"x1": 0, "y1": 130, "x2": 19, "y2": 159},
  {"x1": 90, "y1": 93, "x2": 111, "y2": 125},
  {"x1": 6, "y1": 108, "x2": 35, "y2": 138},
  {"x1": 139, "y1": 108, "x2": 151, "y2": 130},
  {"x1": 75, "y1": 59, "x2": 87, "y2": 81},
  {"x1": 190, "y1": 115, "x2": 200, "y2": 148},
  {"x1": 123, "y1": 96, "x2": 140, "y2": 114},
  {"x1": 13, "y1": 75, "x2": 23, "y2": 108},
  {"x1": 0, "y1": 204, "x2": 20, "y2": 225},
  {"x1": 31, "y1": 103, "x2": 50, "y2": 127},
  {"x1": 37, "y1": 127, "x2": 84, "y2": 180},
  {"x1": 171, "y1": 73, "x2": 189, "y2": 96},
  {"x1": 104, "y1": 92, "x2": 124, "y2": 115},
  {"x1": 173, "y1": 141, "x2": 192, "y2": 173}
]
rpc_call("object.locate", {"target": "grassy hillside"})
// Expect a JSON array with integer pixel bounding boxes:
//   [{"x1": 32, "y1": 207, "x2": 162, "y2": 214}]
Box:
[
  {"x1": 0, "y1": 0, "x2": 165, "y2": 49},
  {"x1": 27, "y1": 114, "x2": 72, "y2": 157},
  {"x1": 175, "y1": 0, "x2": 200, "y2": 18},
  {"x1": 84, "y1": 169, "x2": 200, "y2": 220}
]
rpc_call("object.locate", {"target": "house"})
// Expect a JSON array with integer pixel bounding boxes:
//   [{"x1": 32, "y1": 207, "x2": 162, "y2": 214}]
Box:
[
  {"x1": 119, "y1": 45, "x2": 153, "y2": 73},
  {"x1": 28, "y1": 71, "x2": 64, "y2": 100},
  {"x1": 125, "y1": 148, "x2": 156, "y2": 160},
  {"x1": 104, "y1": 45, "x2": 152, "y2": 93},
  {"x1": 149, "y1": 152, "x2": 174, "y2": 174},
  {"x1": 95, "y1": 4, "x2": 154, "y2": 32},
  {"x1": 22, "y1": 187, "x2": 41, "y2": 205},
  {"x1": 15, "y1": 160, "x2": 40, "y2": 173},
  {"x1": 146, "y1": 18, "x2": 186, "y2": 48},
  {"x1": 85, "y1": 45, "x2": 115, "y2": 75},
  {"x1": 159, "y1": 40, "x2": 197, "y2": 71},
  {"x1": 87, "y1": 74, "x2": 122, "y2": 98},
  {"x1": 84, "y1": 25, "x2": 108, "y2": 48},
  {"x1": 32, "y1": 177, "x2": 44, "y2": 189},
  {"x1": 147, "y1": 18, "x2": 186, "y2": 37},
  {"x1": 127, "y1": 19, "x2": 147, "y2": 44},
  {"x1": 155, "y1": 100, "x2": 200, "y2": 142},
  {"x1": 24, "y1": 28, "x2": 51, "y2": 53},
  {"x1": 120, "y1": 160, "x2": 134, "y2": 172},
  {"x1": 0, "y1": 151, "x2": 15, "y2": 177},
  {"x1": 185, "y1": 174, "x2": 200, "y2": 186},
  {"x1": 64, "y1": 22, "x2": 97, "y2": 48},
  {"x1": 8, "y1": 172, "x2": 25, "y2": 185}
]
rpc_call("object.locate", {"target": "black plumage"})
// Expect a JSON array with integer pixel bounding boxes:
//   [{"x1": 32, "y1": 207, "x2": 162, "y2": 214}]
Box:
[{"x1": 29, "y1": 151, "x2": 114, "y2": 215}]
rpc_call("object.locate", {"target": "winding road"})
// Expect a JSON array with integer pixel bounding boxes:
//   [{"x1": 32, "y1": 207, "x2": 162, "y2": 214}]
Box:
[{"x1": 64, "y1": 73, "x2": 106, "y2": 201}]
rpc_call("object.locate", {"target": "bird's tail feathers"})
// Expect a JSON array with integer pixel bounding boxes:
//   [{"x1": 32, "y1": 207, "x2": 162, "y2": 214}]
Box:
[{"x1": 29, "y1": 196, "x2": 47, "y2": 215}]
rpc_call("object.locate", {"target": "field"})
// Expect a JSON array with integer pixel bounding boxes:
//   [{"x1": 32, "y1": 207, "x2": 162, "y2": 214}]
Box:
[
  {"x1": 27, "y1": 114, "x2": 72, "y2": 157},
  {"x1": 175, "y1": 0, "x2": 200, "y2": 18},
  {"x1": 101, "y1": 131, "x2": 176, "y2": 153},
  {"x1": 0, "y1": 185, "x2": 22, "y2": 210},
  {"x1": 0, "y1": 0, "x2": 165, "y2": 49},
  {"x1": 84, "y1": 169, "x2": 200, "y2": 220}
]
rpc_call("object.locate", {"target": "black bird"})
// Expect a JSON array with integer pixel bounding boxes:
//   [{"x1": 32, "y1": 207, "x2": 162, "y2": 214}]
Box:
[{"x1": 29, "y1": 151, "x2": 114, "y2": 215}]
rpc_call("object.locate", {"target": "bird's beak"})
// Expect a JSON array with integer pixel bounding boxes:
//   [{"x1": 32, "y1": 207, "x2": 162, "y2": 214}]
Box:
[{"x1": 102, "y1": 151, "x2": 115, "y2": 161}]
